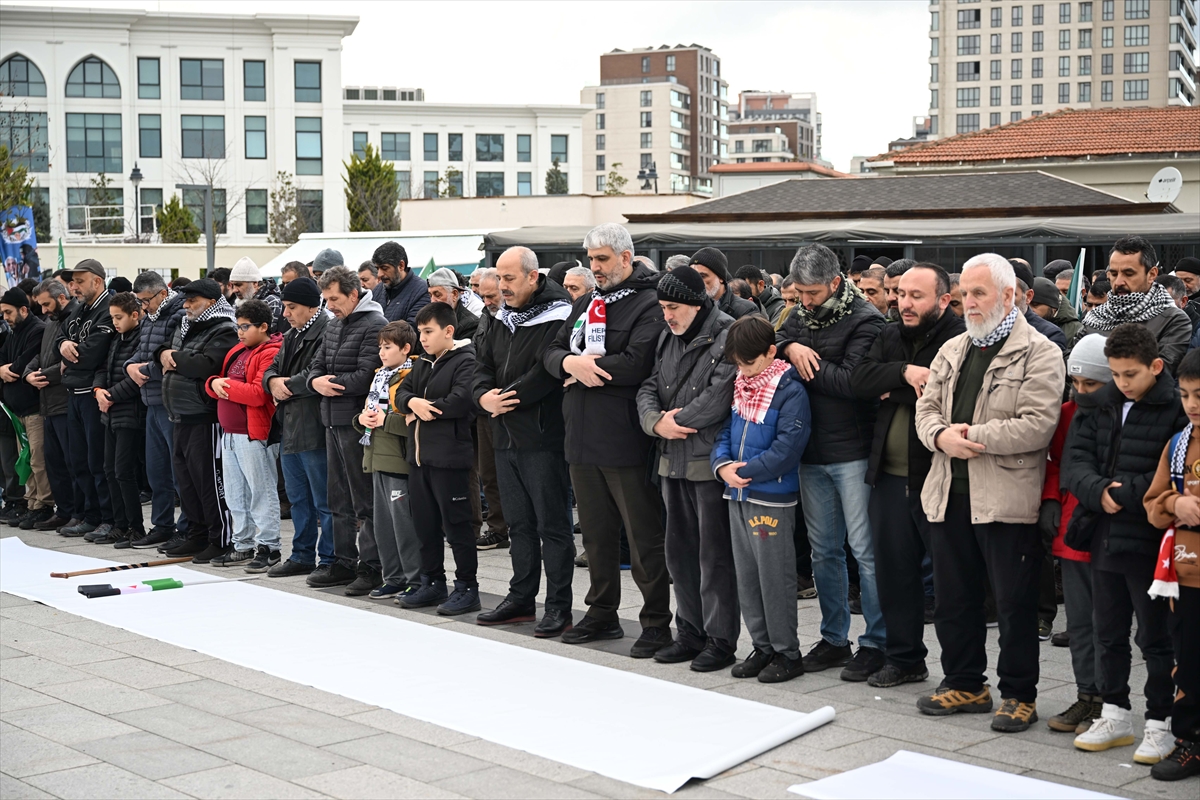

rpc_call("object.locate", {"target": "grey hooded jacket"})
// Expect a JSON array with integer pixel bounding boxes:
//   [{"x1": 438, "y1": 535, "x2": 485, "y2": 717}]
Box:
[{"x1": 305, "y1": 292, "x2": 386, "y2": 427}]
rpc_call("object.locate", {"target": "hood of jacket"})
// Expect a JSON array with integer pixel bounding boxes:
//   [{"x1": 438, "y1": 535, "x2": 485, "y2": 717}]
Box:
[{"x1": 350, "y1": 292, "x2": 384, "y2": 320}]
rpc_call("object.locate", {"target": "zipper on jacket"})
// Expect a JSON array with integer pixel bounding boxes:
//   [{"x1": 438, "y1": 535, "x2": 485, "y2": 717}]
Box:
[{"x1": 734, "y1": 413, "x2": 751, "y2": 503}]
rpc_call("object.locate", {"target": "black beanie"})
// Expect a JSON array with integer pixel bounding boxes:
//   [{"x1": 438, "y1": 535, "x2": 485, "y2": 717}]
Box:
[
  {"x1": 108, "y1": 276, "x2": 133, "y2": 294},
  {"x1": 850, "y1": 255, "x2": 873, "y2": 274},
  {"x1": 1011, "y1": 261, "x2": 1035, "y2": 292},
  {"x1": 688, "y1": 247, "x2": 729, "y2": 284},
  {"x1": 280, "y1": 277, "x2": 322, "y2": 308},
  {"x1": 0, "y1": 287, "x2": 29, "y2": 309},
  {"x1": 1174, "y1": 256, "x2": 1200, "y2": 276},
  {"x1": 656, "y1": 266, "x2": 708, "y2": 307},
  {"x1": 1043, "y1": 259, "x2": 1074, "y2": 279}
]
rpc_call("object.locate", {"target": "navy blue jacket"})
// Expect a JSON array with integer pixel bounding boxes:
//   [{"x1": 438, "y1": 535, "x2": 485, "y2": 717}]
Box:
[
  {"x1": 127, "y1": 291, "x2": 185, "y2": 407},
  {"x1": 382, "y1": 270, "x2": 431, "y2": 327}
]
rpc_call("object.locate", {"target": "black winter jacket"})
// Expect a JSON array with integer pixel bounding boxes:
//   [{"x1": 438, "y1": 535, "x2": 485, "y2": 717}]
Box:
[
  {"x1": 397, "y1": 341, "x2": 477, "y2": 469},
  {"x1": 719, "y1": 288, "x2": 760, "y2": 321},
  {"x1": 1063, "y1": 373, "x2": 1186, "y2": 557},
  {"x1": 473, "y1": 276, "x2": 573, "y2": 451},
  {"x1": 127, "y1": 291, "x2": 185, "y2": 407},
  {"x1": 1, "y1": 312, "x2": 46, "y2": 416},
  {"x1": 95, "y1": 324, "x2": 145, "y2": 430},
  {"x1": 56, "y1": 290, "x2": 116, "y2": 393},
  {"x1": 758, "y1": 285, "x2": 787, "y2": 327},
  {"x1": 544, "y1": 264, "x2": 666, "y2": 467},
  {"x1": 777, "y1": 293, "x2": 885, "y2": 465},
  {"x1": 306, "y1": 294, "x2": 386, "y2": 427},
  {"x1": 159, "y1": 315, "x2": 238, "y2": 425},
  {"x1": 262, "y1": 311, "x2": 330, "y2": 455},
  {"x1": 453, "y1": 304, "x2": 479, "y2": 342},
  {"x1": 382, "y1": 270, "x2": 431, "y2": 327},
  {"x1": 851, "y1": 308, "x2": 966, "y2": 489},
  {"x1": 23, "y1": 298, "x2": 77, "y2": 417}
]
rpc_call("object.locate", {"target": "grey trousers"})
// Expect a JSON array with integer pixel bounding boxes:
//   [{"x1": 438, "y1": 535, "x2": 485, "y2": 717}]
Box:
[
  {"x1": 662, "y1": 477, "x2": 740, "y2": 653},
  {"x1": 325, "y1": 425, "x2": 379, "y2": 573},
  {"x1": 372, "y1": 472, "x2": 421, "y2": 588},
  {"x1": 1061, "y1": 558, "x2": 1099, "y2": 695},
  {"x1": 729, "y1": 500, "x2": 798, "y2": 658}
]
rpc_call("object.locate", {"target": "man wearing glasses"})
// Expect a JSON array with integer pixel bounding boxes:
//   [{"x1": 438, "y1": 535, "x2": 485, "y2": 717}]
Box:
[{"x1": 122, "y1": 271, "x2": 188, "y2": 550}]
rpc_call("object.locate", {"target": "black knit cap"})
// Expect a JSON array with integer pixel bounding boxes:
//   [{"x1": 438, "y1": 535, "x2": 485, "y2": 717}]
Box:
[
  {"x1": 1175, "y1": 256, "x2": 1200, "y2": 276},
  {"x1": 1011, "y1": 261, "x2": 1035, "y2": 292},
  {"x1": 850, "y1": 255, "x2": 873, "y2": 274},
  {"x1": 0, "y1": 287, "x2": 29, "y2": 309},
  {"x1": 280, "y1": 276, "x2": 322, "y2": 308},
  {"x1": 688, "y1": 247, "x2": 729, "y2": 283},
  {"x1": 180, "y1": 278, "x2": 222, "y2": 300},
  {"x1": 656, "y1": 266, "x2": 708, "y2": 307}
]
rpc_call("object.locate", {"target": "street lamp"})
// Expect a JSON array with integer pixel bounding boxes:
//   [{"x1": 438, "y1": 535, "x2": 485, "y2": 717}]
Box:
[
  {"x1": 128, "y1": 163, "x2": 143, "y2": 237},
  {"x1": 637, "y1": 162, "x2": 659, "y2": 194},
  {"x1": 176, "y1": 183, "x2": 214, "y2": 274}
]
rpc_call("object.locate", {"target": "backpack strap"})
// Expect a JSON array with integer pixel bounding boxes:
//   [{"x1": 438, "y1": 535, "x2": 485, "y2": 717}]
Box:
[{"x1": 1169, "y1": 425, "x2": 1192, "y2": 494}]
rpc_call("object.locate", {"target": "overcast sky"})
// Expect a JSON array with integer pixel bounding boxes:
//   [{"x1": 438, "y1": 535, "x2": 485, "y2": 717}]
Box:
[{"x1": 42, "y1": 0, "x2": 930, "y2": 172}]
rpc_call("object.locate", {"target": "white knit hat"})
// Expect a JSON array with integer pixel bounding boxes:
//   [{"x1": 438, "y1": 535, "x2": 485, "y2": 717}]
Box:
[{"x1": 229, "y1": 256, "x2": 261, "y2": 283}]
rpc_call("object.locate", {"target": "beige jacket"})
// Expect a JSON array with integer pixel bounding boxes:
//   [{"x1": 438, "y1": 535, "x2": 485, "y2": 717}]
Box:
[{"x1": 915, "y1": 312, "x2": 1065, "y2": 524}]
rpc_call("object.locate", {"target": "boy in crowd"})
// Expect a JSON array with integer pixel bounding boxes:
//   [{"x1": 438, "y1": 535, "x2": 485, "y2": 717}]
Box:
[
  {"x1": 1064, "y1": 323, "x2": 1182, "y2": 763},
  {"x1": 354, "y1": 321, "x2": 421, "y2": 601},
  {"x1": 1143, "y1": 347, "x2": 1200, "y2": 781},
  {"x1": 1042, "y1": 334, "x2": 1110, "y2": 734},
  {"x1": 206, "y1": 299, "x2": 283, "y2": 572},
  {"x1": 712, "y1": 316, "x2": 811, "y2": 683},
  {"x1": 93, "y1": 292, "x2": 145, "y2": 546},
  {"x1": 395, "y1": 302, "x2": 480, "y2": 615}
]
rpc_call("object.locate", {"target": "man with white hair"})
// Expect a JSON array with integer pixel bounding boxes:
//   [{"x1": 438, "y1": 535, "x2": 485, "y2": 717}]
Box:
[
  {"x1": 475, "y1": 269, "x2": 502, "y2": 316},
  {"x1": 914, "y1": 253, "x2": 1064, "y2": 733},
  {"x1": 562, "y1": 266, "x2": 595, "y2": 303}
]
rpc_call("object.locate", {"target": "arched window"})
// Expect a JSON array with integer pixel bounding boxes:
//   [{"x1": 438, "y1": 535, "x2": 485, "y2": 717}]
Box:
[
  {"x1": 0, "y1": 54, "x2": 47, "y2": 97},
  {"x1": 65, "y1": 56, "x2": 120, "y2": 99}
]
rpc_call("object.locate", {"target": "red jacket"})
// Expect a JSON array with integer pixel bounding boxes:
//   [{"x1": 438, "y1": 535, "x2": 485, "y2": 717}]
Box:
[
  {"x1": 1042, "y1": 400, "x2": 1090, "y2": 562},
  {"x1": 205, "y1": 333, "x2": 283, "y2": 442}
]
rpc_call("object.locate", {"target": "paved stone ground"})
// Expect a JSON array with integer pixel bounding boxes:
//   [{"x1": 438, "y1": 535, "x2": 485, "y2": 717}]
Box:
[{"x1": 1, "y1": 521, "x2": 1194, "y2": 800}]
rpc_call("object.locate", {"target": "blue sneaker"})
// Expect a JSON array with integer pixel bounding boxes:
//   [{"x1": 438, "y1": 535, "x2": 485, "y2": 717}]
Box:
[
  {"x1": 369, "y1": 583, "x2": 405, "y2": 599},
  {"x1": 437, "y1": 581, "x2": 482, "y2": 616},
  {"x1": 395, "y1": 576, "x2": 447, "y2": 609}
]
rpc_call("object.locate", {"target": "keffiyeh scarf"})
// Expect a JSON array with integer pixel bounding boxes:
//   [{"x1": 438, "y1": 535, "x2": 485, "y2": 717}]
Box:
[
  {"x1": 179, "y1": 296, "x2": 235, "y2": 339},
  {"x1": 569, "y1": 287, "x2": 638, "y2": 355},
  {"x1": 358, "y1": 363, "x2": 405, "y2": 446},
  {"x1": 971, "y1": 306, "x2": 1018, "y2": 349},
  {"x1": 796, "y1": 274, "x2": 864, "y2": 330},
  {"x1": 733, "y1": 358, "x2": 790, "y2": 424},
  {"x1": 499, "y1": 299, "x2": 572, "y2": 334},
  {"x1": 1082, "y1": 282, "x2": 1175, "y2": 332},
  {"x1": 147, "y1": 290, "x2": 177, "y2": 323}
]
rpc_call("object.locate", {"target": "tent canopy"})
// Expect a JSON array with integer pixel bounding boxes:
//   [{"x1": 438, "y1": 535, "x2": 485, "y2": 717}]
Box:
[{"x1": 260, "y1": 229, "x2": 501, "y2": 277}]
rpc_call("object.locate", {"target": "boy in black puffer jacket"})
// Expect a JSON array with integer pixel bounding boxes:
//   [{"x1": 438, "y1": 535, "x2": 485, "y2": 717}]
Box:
[
  {"x1": 395, "y1": 302, "x2": 479, "y2": 616},
  {"x1": 1063, "y1": 323, "x2": 1183, "y2": 763}
]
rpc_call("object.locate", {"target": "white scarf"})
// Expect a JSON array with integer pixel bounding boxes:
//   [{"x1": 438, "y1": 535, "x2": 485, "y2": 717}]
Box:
[
  {"x1": 569, "y1": 287, "x2": 637, "y2": 356},
  {"x1": 358, "y1": 363, "x2": 403, "y2": 446}
]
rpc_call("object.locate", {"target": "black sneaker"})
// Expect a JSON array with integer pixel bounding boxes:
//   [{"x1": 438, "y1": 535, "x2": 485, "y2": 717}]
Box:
[
  {"x1": 211, "y1": 548, "x2": 253, "y2": 567},
  {"x1": 1151, "y1": 739, "x2": 1200, "y2": 782},
  {"x1": 368, "y1": 583, "x2": 405, "y2": 599},
  {"x1": 841, "y1": 645, "x2": 886, "y2": 682},
  {"x1": 534, "y1": 608, "x2": 572, "y2": 638},
  {"x1": 0, "y1": 503, "x2": 27, "y2": 524},
  {"x1": 306, "y1": 563, "x2": 357, "y2": 588},
  {"x1": 83, "y1": 523, "x2": 112, "y2": 542},
  {"x1": 94, "y1": 526, "x2": 126, "y2": 545},
  {"x1": 436, "y1": 581, "x2": 481, "y2": 616},
  {"x1": 475, "y1": 530, "x2": 509, "y2": 550},
  {"x1": 868, "y1": 662, "x2": 930, "y2": 688},
  {"x1": 759, "y1": 652, "x2": 805, "y2": 684},
  {"x1": 113, "y1": 529, "x2": 142, "y2": 550},
  {"x1": 1038, "y1": 619, "x2": 1053, "y2": 641},
  {"x1": 245, "y1": 546, "x2": 280, "y2": 574},
  {"x1": 59, "y1": 520, "x2": 97, "y2": 538},
  {"x1": 131, "y1": 526, "x2": 174, "y2": 549},
  {"x1": 344, "y1": 568, "x2": 383, "y2": 596},
  {"x1": 560, "y1": 616, "x2": 624, "y2": 644},
  {"x1": 1051, "y1": 630, "x2": 1070, "y2": 647},
  {"x1": 192, "y1": 543, "x2": 231, "y2": 564},
  {"x1": 802, "y1": 640, "x2": 852, "y2": 672},
  {"x1": 629, "y1": 626, "x2": 671, "y2": 659},
  {"x1": 732, "y1": 648, "x2": 775, "y2": 679},
  {"x1": 797, "y1": 575, "x2": 817, "y2": 599},
  {"x1": 653, "y1": 641, "x2": 702, "y2": 664},
  {"x1": 268, "y1": 559, "x2": 316, "y2": 578},
  {"x1": 55, "y1": 517, "x2": 82, "y2": 534},
  {"x1": 157, "y1": 531, "x2": 190, "y2": 553},
  {"x1": 139, "y1": 490, "x2": 152, "y2": 505},
  {"x1": 164, "y1": 536, "x2": 207, "y2": 557},
  {"x1": 691, "y1": 644, "x2": 737, "y2": 673},
  {"x1": 19, "y1": 507, "x2": 54, "y2": 530},
  {"x1": 476, "y1": 598, "x2": 537, "y2": 626},
  {"x1": 35, "y1": 513, "x2": 71, "y2": 531},
  {"x1": 923, "y1": 596, "x2": 935, "y2": 625}
]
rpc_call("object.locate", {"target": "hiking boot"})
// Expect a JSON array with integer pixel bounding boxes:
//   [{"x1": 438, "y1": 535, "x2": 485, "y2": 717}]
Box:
[
  {"x1": 1151, "y1": 739, "x2": 1200, "y2": 781},
  {"x1": 534, "y1": 608, "x2": 572, "y2": 638},
  {"x1": 629, "y1": 626, "x2": 671, "y2": 659},
  {"x1": 55, "y1": 517, "x2": 82, "y2": 534},
  {"x1": 476, "y1": 598, "x2": 536, "y2": 626},
  {"x1": 1048, "y1": 693, "x2": 1102, "y2": 732},
  {"x1": 1134, "y1": 718, "x2": 1175, "y2": 765},
  {"x1": 992, "y1": 698, "x2": 1038, "y2": 733},
  {"x1": 35, "y1": 513, "x2": 71, "y2": 532},
  {"x1": 797, "y1": 575, "x2": 817, "y2": 599},
  {"x1": 653, "y1": 641, "x2": 702, "y2": 664},
  {"x1": 268, "y1": 559, "x2": 316, "y2": 578},
  {"x1": 211, "y1": 548, "x2": 253, "y2": 567},
  {"x1": 368, "y1": 583, "x2": 405, "y2": 599},
  {"x1": 1038, "y1": 619, "x2": 1053, "y2": 641},
  {"x1": 245, "y1": 546, "x2": 280, "y2": 574},
  {"x1": 732, "y1": 648, "x2": 775, "y2": 679},
  {"x1": 84, "y1": 523, "x2": 113, "y2": 542},
  {"x1": 395, "y1": 575, "x2": 448, "y2": 608},
  {"x1": 841, "y1": 646, "x2": 886, "y2": 682},
  {"x1": 918, "y1": 684, "x2": 994, "y2": 716},
  {"x1": 691, "y1": 644, "x2": 737, "y2": 673},
  {"x1": 1051, "y1": 630, "x2": 1070, "y2": 647},
  {"x1": 759, "y1": 652, "x2": 805, "y2": 684},
  {"x1": 192, "y1": 543, "x2": 230, "y2": 564},
  {"x1": 131, "y1": 526, "x2": 174, "y2": 549},
  {"x1": 305, "y1": 563, "x2": 356, "y2": 588},
  {"x1": 475, "y1": 530, "x2": 509, "y2": 550},
  {"x1": 923, "y1": 596, "x2": 935, "y2": 624},
  {"x1": 59, "y1": 520, "x2": 97, "y2": 538},
  {"x1": 802, "y1": 640, "x2": 852, "y2": 673},
  {"x1": 19, "y1": 507, "x2": 54, "y2": 530},
  {"x1": 868, "y1": 662, "x2": 929, "y2": 688},
  {"x1": 113, "y1": 528, "x2": 142, "y2": 550},
  {"x1": 165, "y1": 536, "x2": 207, "y2": 557},
  {"x1": 344, "y1": 568, "x2": 383, "y2": 597},
  {"x1": 1074, "y1": 704, "x2": 1135, "y2": 751},
  {"x1": 561, "y1": 615, "x2": 624, "y2": 645},
  {"x1": 436, "y1": 581, "x2": 481, "y2": 616}
]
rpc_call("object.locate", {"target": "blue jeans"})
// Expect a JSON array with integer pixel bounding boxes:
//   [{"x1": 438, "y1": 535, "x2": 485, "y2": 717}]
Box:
[
  {"x1": 800, "y1": 459, "x2": 886, "y2": 651},
  {"x1": 223, "y1": 434, "x2": 281, "y2": 552},
  {"x1": 145, "y1": 404, "x2": 188, "y2": 532},
  {"x1": 281, "y1": 448, "x2": 334, "y2": 567}
]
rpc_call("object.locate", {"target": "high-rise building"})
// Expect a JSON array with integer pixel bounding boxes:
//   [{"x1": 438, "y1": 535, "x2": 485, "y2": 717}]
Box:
[
  {"x1": 928, "y1": 0, "x2": 1197, "y2": 139},
  {"x1": 733, "y1": 91, "x2": 823, "y2": 162},
  {"x1": 583, "y1": 44, "x2": 729, "y2": 195}
]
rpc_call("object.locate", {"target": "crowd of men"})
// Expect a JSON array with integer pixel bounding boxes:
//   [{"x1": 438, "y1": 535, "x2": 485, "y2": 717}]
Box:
[{"x1": 1, "y1": 229, "x2": 1197, "y2": 783}]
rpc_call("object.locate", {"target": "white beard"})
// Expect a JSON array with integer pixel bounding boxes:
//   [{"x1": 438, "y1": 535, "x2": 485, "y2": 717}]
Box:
[{"x1": 965, "y1": 302, "x2": 1008, "y2": 340}]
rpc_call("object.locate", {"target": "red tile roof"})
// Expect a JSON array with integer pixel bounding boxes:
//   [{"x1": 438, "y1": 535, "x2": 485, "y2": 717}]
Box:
[
  {"x1": 870, "y1": 106, "x2": 1200, "y2": 164},
  {"x1": 710, "y1": 161, "x2": 850, "y2": 178}
]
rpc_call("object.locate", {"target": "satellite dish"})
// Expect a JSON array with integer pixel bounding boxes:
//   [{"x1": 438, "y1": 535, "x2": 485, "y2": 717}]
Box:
[{"x1": 1147, "y1": 167, "x2": 1183, "y2": 204}]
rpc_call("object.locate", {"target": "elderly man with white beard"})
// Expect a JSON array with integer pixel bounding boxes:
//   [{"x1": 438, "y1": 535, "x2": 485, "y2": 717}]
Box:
[{"x1": 914, "y1": 253, "x2": 1064, "y2": 734}]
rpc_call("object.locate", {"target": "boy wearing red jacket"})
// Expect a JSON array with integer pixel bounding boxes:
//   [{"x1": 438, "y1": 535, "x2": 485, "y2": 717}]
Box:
[{"x1": 205, "y1": 300, "x2": 283, "y2": 572}]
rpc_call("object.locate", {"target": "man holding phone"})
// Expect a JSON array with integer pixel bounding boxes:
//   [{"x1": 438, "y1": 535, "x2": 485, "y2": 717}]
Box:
[{"x1": 473, "y1": 246, "x2": 576, "y2": 637}]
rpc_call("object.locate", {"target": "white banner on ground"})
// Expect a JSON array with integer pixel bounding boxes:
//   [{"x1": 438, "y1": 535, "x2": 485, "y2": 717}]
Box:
[
  {"x1": 787, "y1": 750, "x2": 1125, "y2": 800},
  {"x1": 0, "y1": 537, "x2": 834, "y2": 793}
]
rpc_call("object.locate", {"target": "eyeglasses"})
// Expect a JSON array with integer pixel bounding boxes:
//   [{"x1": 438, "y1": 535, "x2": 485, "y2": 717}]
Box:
[
  {"x1": 137, "y1": 290, "x2": 165, "y2": 308},
  {"x1": 235, "y1": 323, "x2": 255, "y2": 332}
]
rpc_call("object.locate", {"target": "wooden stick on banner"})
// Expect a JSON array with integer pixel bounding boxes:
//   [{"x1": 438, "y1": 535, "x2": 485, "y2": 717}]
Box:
[{"x1": 50, "y1": 557, "x2": 195, "y2": 579}]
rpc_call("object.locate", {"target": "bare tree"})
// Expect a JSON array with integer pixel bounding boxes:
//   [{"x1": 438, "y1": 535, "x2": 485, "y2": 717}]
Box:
[{"x1": 171, "y1": 137, "x2": 252, "y2": 242}]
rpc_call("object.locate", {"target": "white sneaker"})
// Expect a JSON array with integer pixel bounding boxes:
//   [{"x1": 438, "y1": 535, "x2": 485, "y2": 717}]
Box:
[
  {"x1": 1075, "y1": 704, "x2": 1135, "y2": 752},
  {"x1": 1133, "y1": 717, "x2": 1174, "y2": 765}
]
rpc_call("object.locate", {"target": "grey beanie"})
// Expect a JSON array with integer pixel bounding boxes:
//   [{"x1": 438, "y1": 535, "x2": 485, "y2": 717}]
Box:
[
  {"x1": 1067, "y1": 334, "x2": 1113, "y2": 383},
  {"x1": 426, "y1": 268, "x2": 461, "y2": 289},
  {"x1": 313, "y1": 248, "x2": 344, "y2": 271}
]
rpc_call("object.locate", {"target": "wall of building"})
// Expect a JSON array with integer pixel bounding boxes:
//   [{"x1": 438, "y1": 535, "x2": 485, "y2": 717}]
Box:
[
  {"x1": 714, "y1": 171, "x2": 839, "y2": 198},
  {"x1": 581, "y1": 82, "x2": 692, "y2": 195},
  {"x1": 397, "y1": 193, "x2": 710, "y2": 231}
]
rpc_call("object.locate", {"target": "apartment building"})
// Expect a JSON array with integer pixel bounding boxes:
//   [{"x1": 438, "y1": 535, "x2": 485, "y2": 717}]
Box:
[
  {"x1": 733, "y1": 91, "x2": 822, "y2": 162},
  {"x1": 928, "y1": 0, "x2": 1198, "y2": 138},
  {"x1": 580, "y1": 82, "x2": 694, "y2": 194},
  {"x1": 726, "y1": 124, "x2": 795, "y2": 163}
]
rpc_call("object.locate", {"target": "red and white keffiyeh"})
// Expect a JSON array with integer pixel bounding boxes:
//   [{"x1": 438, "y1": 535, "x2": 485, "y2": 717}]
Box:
[
  {"x1": 1148, "y1": 527, "x2": 1179, "y2": 600},
  {"x1": 732, "y1": 359, "x2": 790, "y2": 425}
]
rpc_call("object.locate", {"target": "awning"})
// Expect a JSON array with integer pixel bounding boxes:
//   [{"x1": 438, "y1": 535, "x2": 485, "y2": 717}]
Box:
[{"x1": 260, "y1": 229, "x2": 506, "y2": 277}]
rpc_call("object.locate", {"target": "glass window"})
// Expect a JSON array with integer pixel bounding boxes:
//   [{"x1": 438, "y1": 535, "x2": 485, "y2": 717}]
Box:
[
  {"x1": 297, "y1": 190, "x2": 322, "y2": 233},
  {"x1": 958, "y1": 61, "x2": 981, "y2": 80},
  {"x1": 138, "y1": 188, "x2": 162, "y2": 234},
  {"x1": 244, "y1": 116, "x2": 267, "y2": 160},
  {"x1": 1124, "y1": 51, "x2": 1150, "y2": 72},
  {"x1": 1102, "y1": 26, "x2": 1114, "y2": 45},
  {"x1": 67, "y1": 186, "x2": 123, "y2": 234},
  {"x1": 595, "y1": 134, "x2": 605, "y2": 151},
  {"x1": 243, "y1": 61, "x2": 265, "y2": 102},
  {"x1": 183, "y1": 188, "x2": 226, "y2": 234},
  {"x1": 641, "y1": 56, "x2": 650, "y2": 73},
  {"x1": 1102, "y1": 0, "x2": 1114, "y2": 17},
  {"x1": 423, "y1": 132, "x2": 438, "y2": 161},
  {"x1": 1034, "y1": 56, "x2": 1045, "y2": 76},
  {"x1": 381, "y1": 132, "x2": 410, "y2": 161},
  {"x1": 991, "y1": 7, "x2": 1003, "y2": 27},
  {"x1": 595, "y1": 113, "x2": 605, "y2": 130},
  {"x1": 640, "y1": 90, "x2": 652, "y2": 107},
  {"x1": 1124, "y1": 0, "x2": 1149, "y2": 18},
  {"x1": 476, "y1": 134, "x2": 504, "y2": 162},
  {"x1": 990, "y1": 34, "x2": 1001, "y2": 53},
  {"x1": 517, "y1": 134, "x2": 531, "y2": 163},
  {"x1": 476, "y1": 172, "x2": 504, "y2": 197},
  {"x1": 991, "y1": 85, "x2": 1003, "y2": 105},
  {"x1": 181, "y1": 115, "x2": 225, "y2": 159},
  {"x1": 1059, "y1": 82, "x2": 1071, "y2": 101},
  {"x1": 1060, "y1": 2, "x2": 1071, "y2": 22},
  {"x1": 930, "y1": 116, "x2": 938, "y2": 135},
  {"x1": 395, "y1": 171, "x2": 411, "y2": 199},
  {"x1": 1033, "y1": 30, "x2": 1044, "y2": 49},
  {"x1": 640, "y1": 111, "x2": 652, "y2": 128},
  {"x1": 596, "y1": 175, "x2": 606, "y2": 192},
  {"x1": 1013, "y1": 5, "x2": 1024, "y2": 25},
  {"x1": 0, "y1": 111, "x2": 49, "y2": 171},
  {"x1": 1060, "y1": 56, "x2": 1072, "y2": 75},
  {"x1": 423, "y1": 171, "x2": 438, "y2": 198},
  {"x1": 1080, "y1": 2, "x2": 1093, "y2": 21},
  {"x1": 958, "y1": 35, "x2": 981, "y2": 54},
  {"x1": 1013, "y1": 58, "x2": 1024, "y2": 77},
  {"x1": 0, "y1": 54, "x2": 47, "y2": 97},
  {"x1": 1123, "y1": 78, "x2": 1149, "y2": 99},
  {"x1": 957, "y1": 87, "x2": 981, "y2": 106},
  {"x1": 932, "y1": 38, "x2": 940, "y2": 57},
  {"x1": 1080, "y1": 55, "x2": 1093, "y2": 74},
  {"x1": 595, "y1": 92, "x2": 605, "y2": 109},
  {"x1": 448, "y1": 133, "x2": 462, "y2": 162},
  {"x1": 596, "y1": 155, "x2": 605, "y2": 171},
  {"x1": 1124, "y1": 25, "x2": 1149, "y2": 45},
  {"x1": 1012, "y1": 84, "x2": 1024, "y2": 104},
  {"x1": 344, "y1": 88, "x2": 359, "y2": 100},
  {"x1": 931, "y1": 89, "x2": 940, "y2": 108},
  {"x1": 363, "y1": 89, "x2": 377, "y2": 101},
  {"x1": 1012, "y1": 111, "x2": 1023, "y2": 121},
  {"x1": 1013, "y1": 31, "x2": 1024, "y2": 51},
  {"x1": 294, "y1": 61, "x2": 321, "y2": 103},
  {"x1": 245, "y1": 189, "x2": 267, "y2": 235},
  {"x1": 1032, "y1": 83, "x2": 1044, "y2": 103},
  {"x1": 180, "y1": 59, "x2": 223, "y2": 100},
  {"x1": 641, "y1": 132, "x2": 653, "y2": 148},
  {"x1": 640, "y1": 152, "x2": 654, "y2": 168},
  {"x1": 991, "y1": 59, "x2": 1002, "y2": 79},
  {"x1": 66, "y1": 56, "x2": 120, "y2": 98},
  {"x1": 1079, "y1": 28, "x2": 1092, "y2": 47},
  {"x1": 932, "y1": 10, "x2": 940, "y2": 30},
  {"x1": 447, "y1": 171, "x2": 462, "y2": 197},
  {"x1": 671, "y1": 111, "x2": 686, "y2": 128},
  {"x1": 990, "y1": 112, "x2": 1002, "y2": 126},
  {"x1": 1079, "y1": 81, "x2": 1092, "y2": 101},
  {"x1": 139, "y1": 114, "x2": 161, "y2": 159},
  {"x1": 1102, "y1": 53, "x2": 1113, "y2": 73},
  {"x1": 517, "y1": 172, "x2": 532, "y2": 197},
  {"x1": 352, "y1": 131, "x2": 367, "y2": 158},
  {"x1": 1033, "y1": 3, "x2": 1045, "y2": 24},
  {"x1": 138, "y1": 58, "x2": 159, "y2": 99},
  {"x1": 66, "y1": 113, "x2": 122, "y2": 172},
  {"x1": 955, "y1": 113, "x2": 981, "y2": 133},
  {"x1": 551, "y1": 134, "x2": 568, "y2": 163},
  {"x1": 958, "y1": 8, "x2": 982, "y2": 28},
  {"x1": 1101, "y1": 79, "x2": 1113, "y2": 100},
  {"x1": 295, "y1": 117, "x2": 322, "y2": 175},
  {"x1": 1060, "y1": 29, "x2": 1071, "y2": 48},
  {"x1": 666, "y1": 54, "x2": 676, "y2": 71}
]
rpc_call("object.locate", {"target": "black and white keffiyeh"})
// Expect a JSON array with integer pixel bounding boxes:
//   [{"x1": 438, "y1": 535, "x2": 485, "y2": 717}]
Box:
[
  {"x1": 498, "y1": 299, "x2": 572, "y2": 334},
  {"x1": 358, "y1": 364, "x2": 402, "y2": 446},
  {"x1": 1082, "y1": 282, "x2": 1175, "y2": 332},
  {"x1": 146, "y1": 290, "x2": 177, "y2": 323},
  {"x1": 179, "y1": 296, "x2": 235, "y2": 338},
  {"x1": 971, "y1": 306, "x2": 1018, "y2": 349}
]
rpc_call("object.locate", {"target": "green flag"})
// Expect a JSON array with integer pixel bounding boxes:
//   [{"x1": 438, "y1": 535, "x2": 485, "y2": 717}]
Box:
[
  {"x1": 0, "y1": 403, "x2": 30, "y2": 484},
  {"x1": 419, "y1": 257, "x2": 437, "y2": 278},
  {"x1": 57, "y1": 238, "x2": 65, "y2": 273},
  {"x1": 1065, "y1": 247, "x2": 1086, "y2": 316}
]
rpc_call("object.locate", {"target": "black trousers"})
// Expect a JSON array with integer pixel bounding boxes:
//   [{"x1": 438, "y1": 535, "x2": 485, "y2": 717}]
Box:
[
  {"x1": 929, "y1": 492, "x2": 1042, "y2": 703},
  {"x1": 173, "y1": 422, "x2": 231, "y2": 546},
  {"x1": 325, "y1": 425, "x2": 379, "y2": 573},
  {"x1": 1172, "y1": 585, "x2": 1200, "y2": 740},
  {"x1": 1038, "y1": 521, "x2": 1059, "y2": 624},
  {"x1": 495, "y1": 448, "x2": 572, "y2": 611},
  {"x1": 43, "y1": 413, "x2": 77, "y2": 520},
  {"x1": 1092, "y1": 564, "x2": 1174, "y2": 720},
  {"x1": 870, "y1": 473, "x2": 932, "y2": 671},
  {"x1": 103, "y1": 423, "x2": 144, "y2": 534},
  {"x1": 794, "y1": 499, "x2": 812, "y2": 578},
  {"x1": 67, "y1": 392, "x2": 113, "y2": 525},
  {"x1": 409, "y1": 463, "x2": 477, "y2": 584},
  {"x1": 570, "y1": 463, "x2": 671, "y2": 630}
]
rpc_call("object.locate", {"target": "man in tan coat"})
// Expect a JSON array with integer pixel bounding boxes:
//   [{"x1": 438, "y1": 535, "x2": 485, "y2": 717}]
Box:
[{"x1": 914, "y1": 253, "x2": 1064, "y2": 734}]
